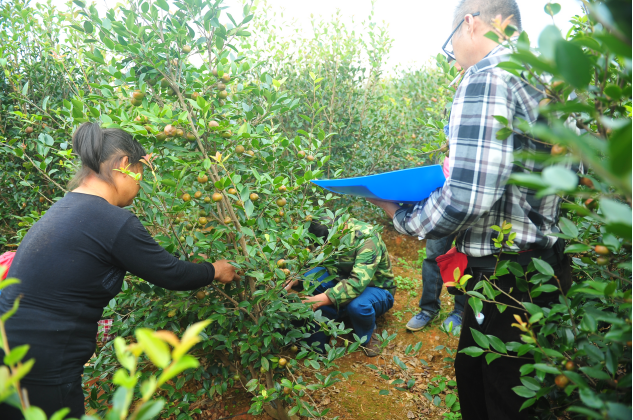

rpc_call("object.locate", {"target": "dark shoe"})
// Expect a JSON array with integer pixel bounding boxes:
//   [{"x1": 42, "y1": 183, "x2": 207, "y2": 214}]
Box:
[{"x1": 364, "y1": 333, "x2": 382, "y2": 357}]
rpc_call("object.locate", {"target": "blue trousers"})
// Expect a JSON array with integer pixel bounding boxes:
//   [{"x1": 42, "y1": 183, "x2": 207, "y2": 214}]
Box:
[
  {"x1": 419, "y1": 235, "x2": 467, "y2": 316},
  {"x1": 303, "y1": 267, "x2": 394, "y2": 349}
]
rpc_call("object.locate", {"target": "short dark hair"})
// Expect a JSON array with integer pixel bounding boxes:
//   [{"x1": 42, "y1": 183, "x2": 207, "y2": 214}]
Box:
[
  {"x1": 68, "y1": 122, "x2": 146, "y2": 190},
  {"x1": 453, "y1": 0, "x2": 522, "y2": 33},
  {"x1": 308, "y1": 221, "x2": 329, "y2": 239}
]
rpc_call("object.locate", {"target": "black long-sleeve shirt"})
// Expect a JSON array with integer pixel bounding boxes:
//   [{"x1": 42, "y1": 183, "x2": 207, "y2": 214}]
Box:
[{"x1": 0, "y1": 192, "x2": 215, "y2": 385}]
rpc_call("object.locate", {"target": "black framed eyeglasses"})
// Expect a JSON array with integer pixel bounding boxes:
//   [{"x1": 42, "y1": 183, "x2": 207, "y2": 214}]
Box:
[{"x1": 442, "y1": 12, "x2": 480, "y2": 62}]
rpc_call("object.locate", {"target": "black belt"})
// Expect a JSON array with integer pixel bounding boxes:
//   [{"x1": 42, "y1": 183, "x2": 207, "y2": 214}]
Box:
[{"x1": 468, "y1": 239, "x2": 565, "y2": 270}]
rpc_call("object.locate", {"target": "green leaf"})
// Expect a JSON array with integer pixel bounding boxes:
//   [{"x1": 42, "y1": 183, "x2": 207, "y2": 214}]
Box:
[
  {"x1": 544, "y1": 3, "x2": 561, "y2": 16},
  {"x1": 519, "y1": 398, "x2": 537, "y2": 412},
  {"x1": 542, "y1": 166, "x2": 578, "y2": 192},
  {"x1": 604, "y1": 84, "x2": 623, "y2": 100},
  {"x1": 83, "y1": 21, "x2": 94, "y2": 34},
  {"x1": 608, "y1": 121, "x2": 632, "y2": 176},
  {"x1": 244, "y1": 200, "x2": 254, "y2": 218},
  {"x1": 485, "y1": 352, "x2": 502, "y2": 364},
  {"x1": 496, "y1": 127, "x2": 513, "y2": 140},
  {"x1": 136, "y1": 328, "x2": 171, "y2": 368},
  {"x1": 532, "y1": 258, "x2": 554, "y2": 276},
  {"x1": 155, "y1": 0, "x2": 169, "y2": 11},
  {"x1": 538, "y1": 25, "x2": 563, "y2": 62},
  {"x1": 512, "y1": 385, "x2": 536, "y2": 398},
  {"x1": 379, "y1": 389, "x2": 389, "y2": 396},
  {"x1": 558, "y1": 217, "x2": 578, "y2": 238},
  {"x1": 1, "y1": 294, "x2": 21, "y2": 322},
  {"x1": 393, "y1": 355, "x2": 407, "y2": 370},
  {"x1": 4, "y1": 345, "x2": 29, "y2": 366},
  {"x1": 493, "y1": 115, "x2": 509, "y2": 126},
  {"x1": 565, "y1": 243, "x2": 591, "y2": 253},
  {"x1": 533, "y1": 363, "x2": 560, "y2": 374},
  {"x1": 468, "y1": 296, "x2": 483, "y2": 316},
  {"x1": 69, "y1": 24, "x2": 85, "y2": 33},
  {"x1": 484, "y1": 31, "x2": 500, "y2": 44},
  {"x1": 459, "y1": 346, "x2": 485, "y2": 357},
  {"x1": 470, "y1": 328, "x2": 490, "y2": 349},
  {"x1": 158, "y1": 355, "x2": 199, "y2": 385},
  {"x1": 555, "y1": 40, "x2": 593, "y2": 89},
  {"x1": 579, "y1": 367, "x2": 610, "y2": 380},
  {"x1": 600, "y1": 198, "x2": 632, "y2": 240},
  {"x1": 0, "y1": 278, "x2": 20, "y2": 291},
  {"x1": 579, "y1": 388, "x2": 604, "y2": 409},
  {"x1": 134, "y1": 400, "x2": 165, "y2": 420},
  {"x1": 520, "y1": 377, "x2": 541, "y2": 391},
  {"x1": 486, "y1": 335, "x2": 507, "y2": 353},
  {"x1": 49, "y1": 408, "x2": 71, "y2": 420},
  {"x1": 23, "y1": 406, "x2": 47, "y2": 420}
]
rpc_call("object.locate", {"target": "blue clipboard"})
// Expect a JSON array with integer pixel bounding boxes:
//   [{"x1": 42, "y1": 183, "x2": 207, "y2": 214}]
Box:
[{"x1": 311, "y1": 165, "x2": 446, "y2": 203}]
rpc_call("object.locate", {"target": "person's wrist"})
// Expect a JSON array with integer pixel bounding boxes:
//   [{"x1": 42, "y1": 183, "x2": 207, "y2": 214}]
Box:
[{"x1": 320, "y1": 292, "x2": 333, "y2": 307}]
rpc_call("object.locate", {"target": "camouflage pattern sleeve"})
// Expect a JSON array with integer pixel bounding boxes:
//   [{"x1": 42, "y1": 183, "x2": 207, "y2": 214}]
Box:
[{"x1": 324, "y1": 237, "x2": 380, "y2": 307}]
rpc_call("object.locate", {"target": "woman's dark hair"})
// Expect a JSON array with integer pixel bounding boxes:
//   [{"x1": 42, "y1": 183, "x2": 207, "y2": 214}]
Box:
[{"x1": 68, "y1": 122, "x2": 146, "y2": 190}]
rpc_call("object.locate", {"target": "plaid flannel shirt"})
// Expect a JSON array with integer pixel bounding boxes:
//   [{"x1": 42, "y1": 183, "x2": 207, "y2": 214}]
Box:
[{"x1": 394, "y1": 44, "x2": 562, "y2": 257}]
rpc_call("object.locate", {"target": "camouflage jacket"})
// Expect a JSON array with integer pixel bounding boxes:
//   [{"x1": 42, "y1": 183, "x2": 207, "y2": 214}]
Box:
[{"x1": 324, "y1": 219, "x2": 396, "y2": 308}]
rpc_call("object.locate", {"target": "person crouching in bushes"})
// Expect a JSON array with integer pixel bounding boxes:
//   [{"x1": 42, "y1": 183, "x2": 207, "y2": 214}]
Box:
[{"x1": 285, "y1": 217, "x2": 396, "y2": 357}]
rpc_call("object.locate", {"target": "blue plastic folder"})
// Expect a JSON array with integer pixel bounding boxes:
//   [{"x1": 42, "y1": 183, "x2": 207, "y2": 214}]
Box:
[{"x1": 311, "y1": 165, "x2": 446, "y2": 203}]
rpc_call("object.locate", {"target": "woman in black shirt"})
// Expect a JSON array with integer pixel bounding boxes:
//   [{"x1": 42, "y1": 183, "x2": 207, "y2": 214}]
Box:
[{"x1": 0, "y1": 123, "x2": 238, "y2": 419}]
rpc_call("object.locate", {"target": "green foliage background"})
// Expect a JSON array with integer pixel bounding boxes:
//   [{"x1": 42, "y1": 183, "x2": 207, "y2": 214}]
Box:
[{"x1": 0, "y1": 0, "x2": 631, "y2": 419}]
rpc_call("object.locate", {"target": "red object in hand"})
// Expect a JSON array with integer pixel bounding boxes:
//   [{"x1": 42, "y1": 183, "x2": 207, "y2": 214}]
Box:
[
  {"x1": 0, "y1": 251, "x2": 16, "y2": 280},
  {"x1": 436, "y1": 247, "x2": 468, "y2": 287}
]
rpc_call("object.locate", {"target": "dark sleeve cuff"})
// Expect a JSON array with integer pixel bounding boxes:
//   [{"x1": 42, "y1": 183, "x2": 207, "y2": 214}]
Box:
[{"x1": 203, "y1": 262, "x2": 215, "y2": 285}]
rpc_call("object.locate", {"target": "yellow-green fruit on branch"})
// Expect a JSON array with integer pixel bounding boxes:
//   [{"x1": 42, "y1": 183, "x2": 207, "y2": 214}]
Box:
[{"x1": 132, "y1": 90, "x2": 145, "y2": 100}]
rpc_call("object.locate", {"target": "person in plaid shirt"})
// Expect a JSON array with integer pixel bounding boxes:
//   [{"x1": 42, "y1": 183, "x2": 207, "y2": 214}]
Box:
[{"x1": 368, "y1": 0, "x2": 572, "y2": 418}]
